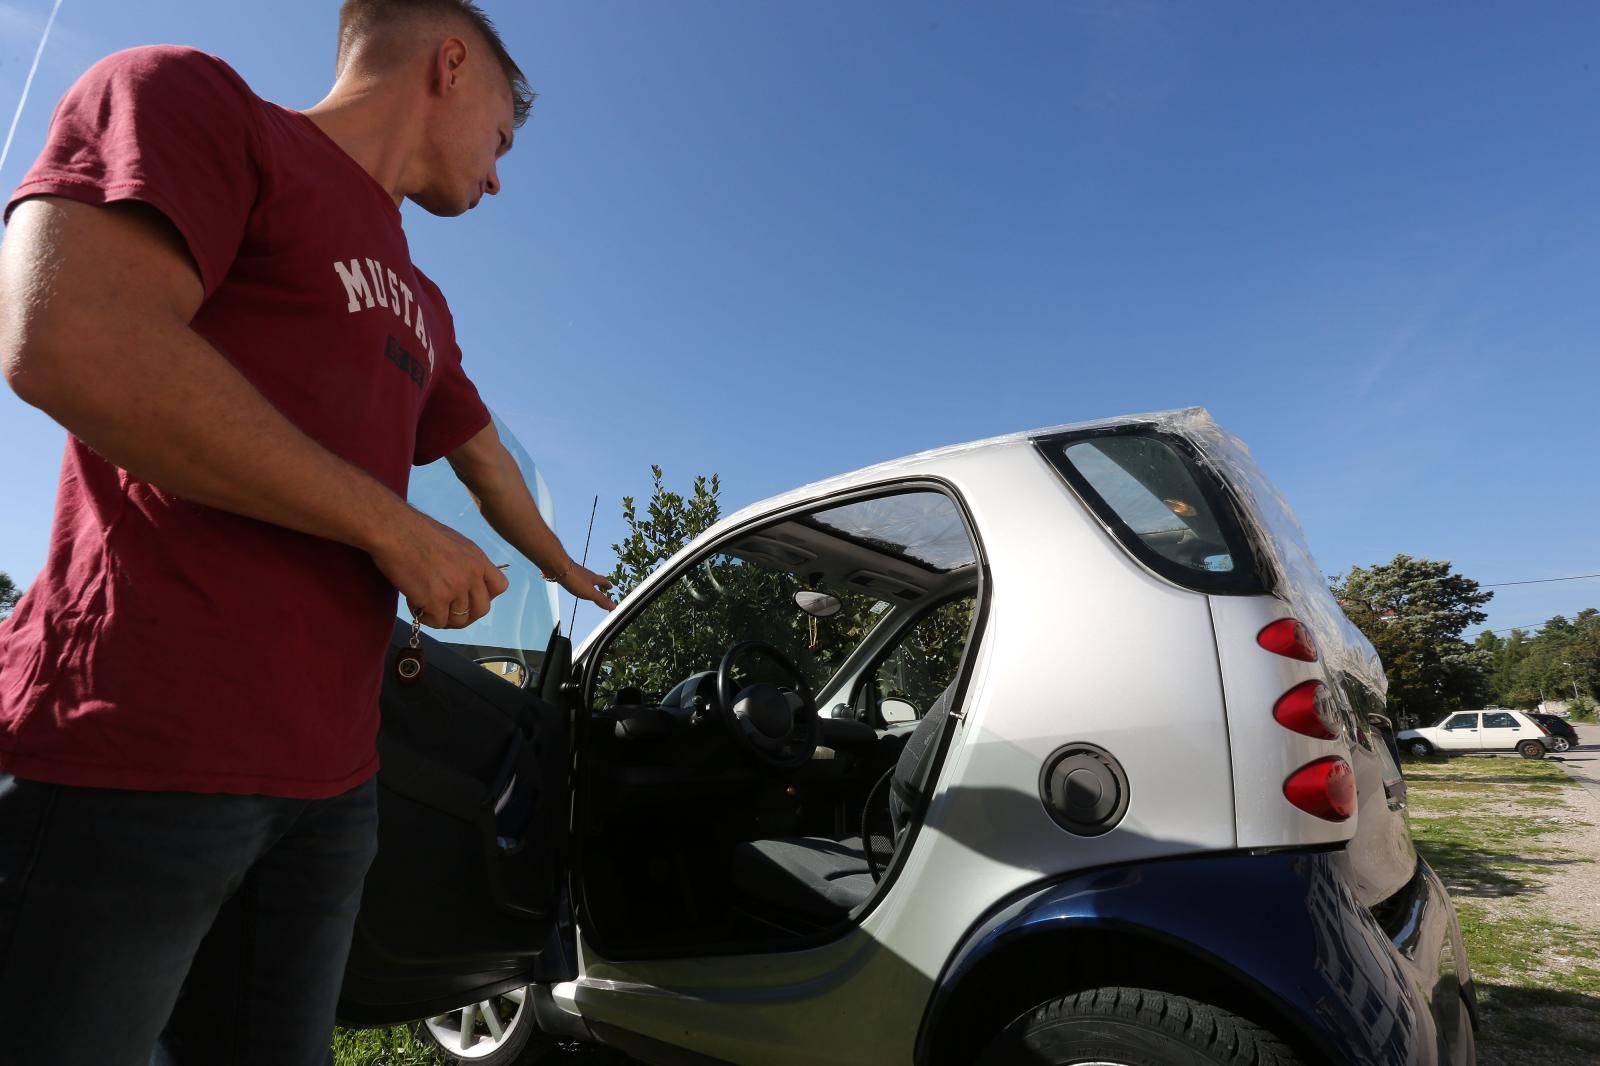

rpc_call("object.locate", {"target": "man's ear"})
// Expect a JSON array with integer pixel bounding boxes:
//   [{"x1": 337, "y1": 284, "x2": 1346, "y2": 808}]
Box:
[{"x1": 432, "y1": 35, "x2": 470, "y2": 95}]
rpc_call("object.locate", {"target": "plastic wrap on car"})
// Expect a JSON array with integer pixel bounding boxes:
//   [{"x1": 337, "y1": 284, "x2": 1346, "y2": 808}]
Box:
[
  {"x1": 604, "y1": 408, "x2": 1385, "y2": 705},
  {"x1": 1159, "y1": 408, "x2": 1386, "y2": 700}
]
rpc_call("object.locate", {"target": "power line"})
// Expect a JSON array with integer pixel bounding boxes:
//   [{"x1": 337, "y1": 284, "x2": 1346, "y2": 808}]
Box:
[
  {"x1": 1477, "y1": 622, "x2": 1552, "y2": 636},
  {"x1": 1480, "y1": 573, "x2": 1600, "y2": 588},
  {"x1": 1328, "y1": 570, "x2": 1599, "y2": 589}
]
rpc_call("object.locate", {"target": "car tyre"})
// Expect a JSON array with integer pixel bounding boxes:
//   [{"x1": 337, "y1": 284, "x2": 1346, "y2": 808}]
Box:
[
  {"x1": 1518, "y1": 740, "x2": 1546, "y2": 760},
  {"x1": 976, "y1": 986, "x2": 1303, "y2": 1066},
  {"x1": 419, "y1": 986, "x2": 561, "y2": 1064},
  {"x1": 1550, "y1": 736, "x2": 1571, "y2": 753},
  {"x1": 1406, "y1": 738, "x2": 1434, "y2": 758}
]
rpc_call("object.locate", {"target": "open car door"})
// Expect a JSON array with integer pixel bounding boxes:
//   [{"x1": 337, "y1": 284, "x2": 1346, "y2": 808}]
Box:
[
  {"x1": 338, "y1": 415, "x2": 576, "y2": 1025},
  {"x1": 336, "y1": 625, "x2": 573, "y2": 1025}
]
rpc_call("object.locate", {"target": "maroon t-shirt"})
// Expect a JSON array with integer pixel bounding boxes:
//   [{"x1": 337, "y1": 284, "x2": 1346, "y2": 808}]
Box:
[{"x1": 0, "y1": 46, "x2": 491, "y2": 797}]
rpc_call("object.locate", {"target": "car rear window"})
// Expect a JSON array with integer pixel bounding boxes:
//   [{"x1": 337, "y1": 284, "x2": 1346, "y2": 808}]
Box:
[
  {"x1": 1044, "y1": 432, "x2": 1259, "y2": 593},
  {"x1": 1483, "y1": 712, "x2": 1518, "y2": 728}
]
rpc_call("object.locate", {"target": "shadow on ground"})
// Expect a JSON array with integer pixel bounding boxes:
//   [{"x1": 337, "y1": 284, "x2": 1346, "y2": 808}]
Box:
[
  {"x1": 1405, "y1": 772, "x2": 1574, "y2": 787},
  {"x1": 1421, "y1": 841, "x2": 1588, "y2": 898},
  {"x1": 1476, "y1": 982, "x2": 1600, "y2": 1065}
]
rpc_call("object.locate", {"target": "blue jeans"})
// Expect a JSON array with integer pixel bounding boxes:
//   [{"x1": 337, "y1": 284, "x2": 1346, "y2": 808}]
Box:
[{"x1": 0, "y1": 773, "x2": 378, "y2": 1066}]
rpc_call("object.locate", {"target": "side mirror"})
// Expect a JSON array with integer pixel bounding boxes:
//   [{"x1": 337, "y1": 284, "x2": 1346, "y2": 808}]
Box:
[
  {"x1": 880, "y1": 697, "x2": 918, "y2": 725},
  {"x1": 475, "y1": 655, "x2": 531, "y2": 690},
  {"x1": 794, "y1": 590, "x2": 843, "y2": 618}
]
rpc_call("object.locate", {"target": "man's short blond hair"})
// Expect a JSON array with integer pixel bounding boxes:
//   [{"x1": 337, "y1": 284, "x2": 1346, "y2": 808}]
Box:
[{"x1": 336, "y1": 0, "x2": 535, "y2": 126}]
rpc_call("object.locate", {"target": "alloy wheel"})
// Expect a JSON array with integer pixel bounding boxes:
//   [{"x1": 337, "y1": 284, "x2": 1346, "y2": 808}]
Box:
[{"x1": 425, "y1": 986, "x2": 529, "y2": 1059}]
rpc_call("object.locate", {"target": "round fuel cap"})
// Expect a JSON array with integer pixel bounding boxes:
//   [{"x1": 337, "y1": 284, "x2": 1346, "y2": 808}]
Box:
[{"x1": 1040, "y1": 744, "x2": 1129, "y2": 836}]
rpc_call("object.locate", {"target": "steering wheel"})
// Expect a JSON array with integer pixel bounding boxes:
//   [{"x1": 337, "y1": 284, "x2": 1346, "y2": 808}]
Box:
[{"x1": 716, "y1": 640, "x2": 820, "y2": 770}]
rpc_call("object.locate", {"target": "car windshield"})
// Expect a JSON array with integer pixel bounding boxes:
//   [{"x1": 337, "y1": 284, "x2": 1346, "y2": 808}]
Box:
[{"x1": 402, "y1": 413, "x2": 559, "y2": 684}]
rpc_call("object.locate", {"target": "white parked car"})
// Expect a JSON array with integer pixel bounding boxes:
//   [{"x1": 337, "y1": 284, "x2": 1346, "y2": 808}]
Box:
[
  {"x1": 1398, "y1": 708, "x2": 1554, "y2": 759},
  {"x1": 335, "y1": 408, "x2": 1475, "y2": 1066}
]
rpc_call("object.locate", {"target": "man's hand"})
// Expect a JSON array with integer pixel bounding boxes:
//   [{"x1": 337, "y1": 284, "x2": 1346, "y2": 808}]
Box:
[
  {"x1": 447, "y1": 424, "x2": 618, "y2": 613},
  {"x1": 555, "y1": 562, "x2": 616, "y2": 611},
  {"x1": 369, "y1": 509, "x2": 509, "y2": 628}
]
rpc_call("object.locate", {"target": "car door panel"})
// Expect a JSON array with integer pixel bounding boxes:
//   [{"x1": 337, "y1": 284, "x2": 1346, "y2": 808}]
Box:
[
  {"x1": 337, "y1": 624, "x2": 572, "y2": 1026},
  {"x1": 1479, "y1": 711, "x2": 1524, "y2": 751},
  {"x1": 1437, "y1": 712, "x2": 1479, "y2": 751}
]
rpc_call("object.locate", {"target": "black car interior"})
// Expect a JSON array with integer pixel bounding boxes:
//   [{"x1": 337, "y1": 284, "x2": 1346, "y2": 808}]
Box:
[{"x1": 574, "y1": 491, "x2": 981, "y2": 955}]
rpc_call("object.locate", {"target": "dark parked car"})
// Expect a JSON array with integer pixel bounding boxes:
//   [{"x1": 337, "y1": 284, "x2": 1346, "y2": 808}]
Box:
[{"x1": 1531, "y1": 713, "x2": 1579, "y2": 753}]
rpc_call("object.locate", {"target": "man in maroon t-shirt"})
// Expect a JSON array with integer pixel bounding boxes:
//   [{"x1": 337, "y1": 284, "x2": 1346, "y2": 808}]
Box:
[{"x1": 0, "y1": 3, "x2": 613, "y2": 1063}]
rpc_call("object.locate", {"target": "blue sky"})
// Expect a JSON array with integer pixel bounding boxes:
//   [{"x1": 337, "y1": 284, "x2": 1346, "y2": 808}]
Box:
[{"x1": 0, "y1": 0, "x2": 1596, "y2": 642}]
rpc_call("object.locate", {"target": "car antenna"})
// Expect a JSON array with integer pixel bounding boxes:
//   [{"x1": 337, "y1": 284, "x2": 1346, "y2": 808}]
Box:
[{"x1": 568, "y1": 494, "x2": 599, "y2": 635}]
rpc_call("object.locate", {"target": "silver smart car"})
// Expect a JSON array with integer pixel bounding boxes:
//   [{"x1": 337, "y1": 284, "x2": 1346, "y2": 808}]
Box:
[{"x1": 337, "y1": 408, "x2": 1475, "y2": 1066}]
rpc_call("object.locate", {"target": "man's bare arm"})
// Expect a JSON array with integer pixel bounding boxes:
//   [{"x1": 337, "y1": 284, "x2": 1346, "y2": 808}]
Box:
[
  {"x1": 0, "y1": 196, "x2": 505, "y2": 626},
  {"x1": 447, "y1": 422, "x2": 616, "y2": 610}
]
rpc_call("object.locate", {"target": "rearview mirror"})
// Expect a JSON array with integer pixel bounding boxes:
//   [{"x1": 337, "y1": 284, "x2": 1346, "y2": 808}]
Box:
[{"x1": 794, "y1": 590, "x2": 842, "y2": 618}]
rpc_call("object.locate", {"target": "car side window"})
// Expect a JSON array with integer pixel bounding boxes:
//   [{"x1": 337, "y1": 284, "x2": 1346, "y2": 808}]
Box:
[
  {"x1": 1483, "y1": 712, "x2": 1518, "y2": 729},
  {"x1": 1443, "y1": 713, "x2": 1479, "y2": 730},
  {"x1": 590, "y1": 488, "x2": 980, "y2": 711},
  {"x1": 866, "y1": 595, "x2": 975, "y2": 725}
]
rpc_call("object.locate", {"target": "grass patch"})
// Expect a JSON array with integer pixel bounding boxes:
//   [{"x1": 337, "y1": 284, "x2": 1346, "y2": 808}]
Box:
[
  {"x1": 332, "y1": 1026, "x2": 443, "y2": 1066},
  {"x1": 1455, "y1": 903, "x2": 1600, "y2": 987},
  {"x1": 1406, "y1": 755, "x2": 1600, "y2": 1063},
  {"x1": 1403, "y1": 757, "x2": 1579, "y2": 789}
]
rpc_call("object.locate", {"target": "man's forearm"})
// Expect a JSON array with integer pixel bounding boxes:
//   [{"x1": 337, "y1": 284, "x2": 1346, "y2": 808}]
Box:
[
  {"x1": 2, "y1": 196, "x2": 508, "y2": 629},
  {"x1": 449, "y1": 433, "x2": 573, "y2": 576},
  {"x1": 1, "y1": 198, "x2": 407, "y2": 556},
  {"x1": 10, "y1": 309, "x2": 406, "y2": 555}
]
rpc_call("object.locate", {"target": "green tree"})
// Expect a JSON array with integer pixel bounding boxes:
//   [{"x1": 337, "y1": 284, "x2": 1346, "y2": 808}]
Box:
[
  {"x1": 1333, "y1": 555, "x2": 1492, "y2": 728},
  {"x1": 0, "y1": 571, "x2": 19, "y2": 620},
  {"x1": 608, "y1": 466, "x2": 725, "y2": 602},
  {"x1": 1488, "y1": 608, "x2": 1600, "y2": 711},
  {"x1": 1476, "y1": 627, "x2": 1541, "y2": 707}
]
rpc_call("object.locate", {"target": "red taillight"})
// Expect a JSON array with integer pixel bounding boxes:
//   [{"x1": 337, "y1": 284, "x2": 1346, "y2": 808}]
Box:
[
  {"x1": 1534, "y1": 719, "x2": 1550, "y2": 735},
  {"x1": 1273, "y1": 680, "x2": 1341, "y2": 739},
  {"x1": 1257, "y1": 618, "x2": 1318, "y2": 662},
  {"x1": 1283, "y1": 757, "x2": 1356, "y2": 821}
]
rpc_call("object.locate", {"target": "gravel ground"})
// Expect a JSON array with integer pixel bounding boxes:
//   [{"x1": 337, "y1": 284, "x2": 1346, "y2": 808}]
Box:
[{"x1": 1541, "y1": 727, "x2": 1600, "y2": 930}]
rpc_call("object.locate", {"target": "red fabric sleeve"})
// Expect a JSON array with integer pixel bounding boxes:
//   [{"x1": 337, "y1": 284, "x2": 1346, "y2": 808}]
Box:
[
  {"x1": 413, "y1": 338, "x2": 492, "y2": 465},
  {"x1": 5, "y1": 46, "x2": 260, "y2": 297}
]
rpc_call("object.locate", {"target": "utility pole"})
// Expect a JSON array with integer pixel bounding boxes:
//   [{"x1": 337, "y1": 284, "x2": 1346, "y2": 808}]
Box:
[{"x1": 1563, "y1": 662, "x2": 1582, "y2": 704}]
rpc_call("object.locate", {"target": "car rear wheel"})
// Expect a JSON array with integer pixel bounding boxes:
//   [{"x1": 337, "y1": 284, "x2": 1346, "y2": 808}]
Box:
[
  {"x1": 1406, "y1": 738, "x2": 1434, "y2": 757},
  {"x1": 1550, "y1": 736, "x2": 1571, "y2": 753},
  {"x1": 420, "y1": 986, "x2": 559, "y2": 1064},
  {"x1": 976, "y1": 986, "x2": 1303, "y2": 1066},
  {"x1": 1518, "y1": 740, "x2": 1546, "y2": 760}
]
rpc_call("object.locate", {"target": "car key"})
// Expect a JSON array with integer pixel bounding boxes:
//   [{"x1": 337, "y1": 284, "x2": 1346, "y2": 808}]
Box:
[{"x1": 396, "y1": 609, "x2": 425, "y2": 685}]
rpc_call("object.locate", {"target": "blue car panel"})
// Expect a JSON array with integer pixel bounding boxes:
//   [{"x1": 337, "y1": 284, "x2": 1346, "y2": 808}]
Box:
[{"x1": 918, "y1": 849, "x2": 1473, "y2": 1066}]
